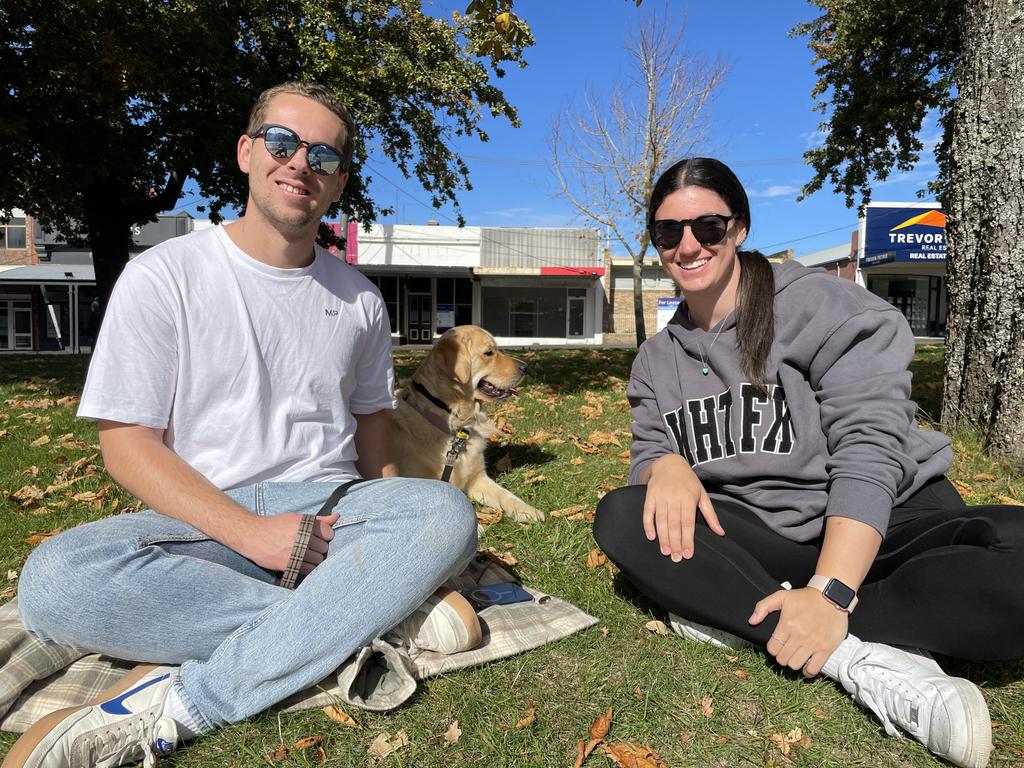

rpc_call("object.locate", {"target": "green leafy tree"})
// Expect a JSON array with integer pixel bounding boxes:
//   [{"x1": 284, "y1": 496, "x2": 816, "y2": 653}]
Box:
[
  {"x1": 793, "y1": 0, "x2": 1024, "y2": 464},
  {"x1": 0, "y1": 0, "x2": 533, "y2": 313}
]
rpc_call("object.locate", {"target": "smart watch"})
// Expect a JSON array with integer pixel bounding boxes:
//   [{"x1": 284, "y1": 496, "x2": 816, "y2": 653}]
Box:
[{"x1": 807, "y1": 575, "x2": 859, "y2": 613}]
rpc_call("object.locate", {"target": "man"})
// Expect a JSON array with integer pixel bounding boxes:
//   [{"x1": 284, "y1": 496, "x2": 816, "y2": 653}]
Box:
[{"x1": 5, "y1": 82, "x2": 478, "y2": 768}]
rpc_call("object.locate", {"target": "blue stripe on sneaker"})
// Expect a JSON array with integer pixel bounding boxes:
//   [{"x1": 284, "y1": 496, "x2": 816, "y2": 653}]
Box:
[{"x1": 99, "y1": 674, "x2": 171, "y2": 715}]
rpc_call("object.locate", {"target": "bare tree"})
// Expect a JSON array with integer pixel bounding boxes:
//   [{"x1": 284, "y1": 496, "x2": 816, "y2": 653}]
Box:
[{"x1": 549, "y1": 5, "x2": 725, "y2": 345}]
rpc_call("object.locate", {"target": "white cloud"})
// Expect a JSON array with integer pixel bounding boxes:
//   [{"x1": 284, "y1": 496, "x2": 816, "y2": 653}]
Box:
[{"x1": 748, "y1": 184, "x2": 801, "y2": 199}]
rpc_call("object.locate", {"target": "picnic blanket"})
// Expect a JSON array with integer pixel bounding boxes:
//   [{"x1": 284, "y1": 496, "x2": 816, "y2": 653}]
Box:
[{"x1": 0, "y1": 553, "x2": 597, "y2": 733}]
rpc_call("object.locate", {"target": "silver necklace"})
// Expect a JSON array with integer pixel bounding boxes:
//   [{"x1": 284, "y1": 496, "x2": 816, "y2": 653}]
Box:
[{"x1": 695, "y1": 311, "x2": 733, "y2": 376}]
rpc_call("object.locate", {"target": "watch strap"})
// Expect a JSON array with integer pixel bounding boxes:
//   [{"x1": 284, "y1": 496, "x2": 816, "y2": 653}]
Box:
[{"x1": 807, "y1": 574, "x2": 859, "y2": 612}]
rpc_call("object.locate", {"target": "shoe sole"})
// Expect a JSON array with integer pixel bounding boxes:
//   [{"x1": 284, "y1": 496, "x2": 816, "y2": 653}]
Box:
[
  {"x1": 436, "y1": 587, "x2": 482, "y2": 651},
  {"x1": 942, "y1": 677, "x2": 992, "y2": 768},
  {"x1": 1, "y1": 663, "x2": 160, "y2": 768}
]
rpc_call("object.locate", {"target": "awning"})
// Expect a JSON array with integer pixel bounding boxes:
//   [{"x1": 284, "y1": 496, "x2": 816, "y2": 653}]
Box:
[{"x1": 0, "y1": 264, "x2": 96, "y2": 284}]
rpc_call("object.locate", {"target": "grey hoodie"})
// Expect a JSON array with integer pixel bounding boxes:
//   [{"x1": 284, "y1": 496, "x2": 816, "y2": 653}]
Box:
[{"x1": 628, "y1": 260, "x2": 951, "y2": 542}]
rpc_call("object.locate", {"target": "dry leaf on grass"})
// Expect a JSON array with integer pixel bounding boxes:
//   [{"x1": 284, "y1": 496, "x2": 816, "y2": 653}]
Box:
[
  {"x1": 524, "y1": 474, "x2": 546, "y2": 484},
  {"x1": 21, "y1": 529, "x2": 62, "y2": 545},
  {"x1": 0, "y1": 586, "x2": 16, "y2": 601},
  {"x1": 579, "y1": 405, "x2": 603, "y2": 419},
  {"x1": 6, "y1": 570, "x2": 17, "y2": 581},
  {"x1": 56, "y1": 396, "x2": 79, "y2": 407},
  {"x1": 570, "y1": 456, "x2": 586, "y2": 466},
  {"x1": 315, "y1": 745, "x2": 327, "y2": 763},
  {"x1": 770, "y1": 727, "x2": 811, "y2": 756},
  {"x1": 996, "y1": 495, "x2": 1024, "y2": 506},
  {"x1": 292, "y1": 735, "x2": 323, "y2": 750},
  {"x1": 585, "y1": 549, "x2": 608, "y2": 569},
  {"x1": 951, "y1": 479, "x2": 973, "y2": 498},
  {"x1": 480, "y1": 547, "x2": 518, "y2": 567},
  {"x1": 733, "y1": 670, "x2": 750, "y2": 680},
  {"x1": 569, "y1": 437, "x2": 600, "y2": 454},
  {"x1": 12, "y1": 485, "x2": 45, "y2": 502},
  {"x1": 476, "y1": 507, "x2": 503, "y2": 525},
  {"x1": 600, "y1": 741, "x2": 667, "y2": 768},
  {"x1": 588, "y1": 430, "x2": 621, "y2": 447},
  {"x1": 700, "y1": 695, "x2": 714, "y2": 719},
  {"x1": 514, "y1": 703, "x2": 536, "y2": 729},
  {"x1": 30, "y1": 435, "x2": 50, "y2": 447},
  {"x1": 974, "y1": 472, "x2": 997, "y2": 481},
  {"x1": 323, "y1": 705, "x2": 361, "y2": 729},
  {"x1": 268, "y1": 744, "x2": 289, "y2": 761},
  {"x1": 811, "y1": 707, "x2": 829, "y2": 719},
  {"x1": 589, "y1": 707, "x2": 612, "y2": 740},
  {"x1": 443, "y1": 720, "x2": 462, "y2": 745},
  {"x1": 635, "y1": 687, "x2": 644, "y2": 702},
  {"x1": 367, "y1": 730, "x2": 409, "y2": 761},
  {"x1": 550, "y1": 505, "x2": 587, "y2": 517},
  {"x1": 644, "y1": 619, "x2": 669, "y2": 635}
]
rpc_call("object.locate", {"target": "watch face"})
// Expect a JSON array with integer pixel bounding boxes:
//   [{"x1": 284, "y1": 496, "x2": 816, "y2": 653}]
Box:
[{"x1": 824, "y1": 579, "x2": 856, "y2": 609}]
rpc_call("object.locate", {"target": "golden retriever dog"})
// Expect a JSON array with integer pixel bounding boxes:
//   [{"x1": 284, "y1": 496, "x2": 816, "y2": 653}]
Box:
[{"x1": 390, "y1": 325, "x2": 545, "y2": 522}]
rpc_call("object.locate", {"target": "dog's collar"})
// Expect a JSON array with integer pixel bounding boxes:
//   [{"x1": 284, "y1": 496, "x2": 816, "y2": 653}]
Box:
[
  {"x1": 413, "y1": 380, "x2": 451, "y2": 413},
  {"x1": 403, "y1": 387, "x2": 454, "y2": 435}
]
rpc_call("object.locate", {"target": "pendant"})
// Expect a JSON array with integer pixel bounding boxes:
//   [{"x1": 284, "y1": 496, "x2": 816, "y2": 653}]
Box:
[{"x1": 701, "y1": 366, "x2": 709, "y2": 376}]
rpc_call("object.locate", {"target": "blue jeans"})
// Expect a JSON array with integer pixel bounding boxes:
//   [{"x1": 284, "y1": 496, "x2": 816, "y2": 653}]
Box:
[{"x1": 18, "y1": 478, "x2": 477, "y2": 732}]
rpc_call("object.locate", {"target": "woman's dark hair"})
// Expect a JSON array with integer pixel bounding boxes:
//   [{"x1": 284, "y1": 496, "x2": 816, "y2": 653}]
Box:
[{"x1": 648, "y1": 157, "x2": 775, "y2": 390}]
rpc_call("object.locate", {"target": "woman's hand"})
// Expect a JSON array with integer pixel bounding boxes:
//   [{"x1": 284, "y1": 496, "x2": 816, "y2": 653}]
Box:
[
  {"x1": 643, "y1": 454, "x2": 725, "y2": 561},
  {"x1": 748, "y1": 588, "x2": 848, "y2": 677}
]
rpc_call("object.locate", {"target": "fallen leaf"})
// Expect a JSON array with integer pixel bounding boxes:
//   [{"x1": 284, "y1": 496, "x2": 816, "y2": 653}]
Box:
[
  {"x1": 645, "y1": 620, "x2": 669, "y2": 636},
  {"x1": 579, "y1": 405, "x2": 603, "y2": 419},
  {"x1": 601, "y1": 627, "x2": 610, "y2": 637},
  {"x1": 974, "y1": 472, "x2": 997, "y2": 481},
  {"x1": 733, "y1": 670, "x2": 750, "y2": 680},
  {"x1": 480, "y1": 547, "x2": 518, "y2": 567},
  {"x1": 443, "y1": 720, "x2": 462, "y2": 745},
  {"x1": 589, "y1": 707, "x2": 612, "y2": 741},
  {"x1": 30, "y1": 435, "x2": 50, "y2": 447},
  {"x1": 570, "y1": 456, "x2": 586, "y2": 466},
  {"x1": 586, "y1": 549, "x2": 608, "y2": 569},
  {"x1": 21, "y1": 528, "x2": 62, "y2": 545},
  {"x1": 811, "y1": 707, "x2": 829, "y2": 720},
  {"x1": 574, "y1": 740, "x2": 587, "y2": 768},
  {"x1": 12, "y1": 484, "x2": 45, "y2": 501},
  {"x1": 569, "y1": 436, "x2": 600, "y2": 454},
  {"x1": 597, "y1": 482, "x2": 618, "y2": 491},
  {"x1": 22, "y1": 466, "x2": 40, "y2": 477},
  {"x1": 524, "y1": 430, "x2": 553, "y2": 445},
  {"x1": 367, "y1": 730, "x2": 409, "y2": 761},
  {"x1": 635, "y1": 687, "x2": 644, "y2": 702},
  {"x1": 680, "y1": 731, "x2": 694, "y2": 743},
  {"x1": 524, "y1": 474, "x2": 545, "y2": 484},
  {"x1": 56, "y1": 396, "x2": 80, "y2": 407},
  {"x1": 0, "y1": 586, "x2": 15, "y2": 601},
  {"x1": 600, "y1": 741, "x2": 667, "y2": 768},
  {"x1": 514, "y1": 703, "x2": 536, "y2": 729},
  {"x1": 588, "y1": 430, "x2": 622, "y2": 447},
  {"x1": 323, "y1": 705, "x2": 361, "y2": 729},
  {"x1": 315, "y1": 745, "x2": 327, "y2": 763},
  {"x1": 293, "y1": 735, "x2": 323, "y2": 750},
  {"x1": 0, "y1": 429, "x2": 8, "y2": 439},
  {"x1": 996, "y1": 495, "x2": 1024, "y2": 506},
  {"x1": 617, "y1": 450, "x2": 631, "y2": 458},
  {"x1": 268, "y1": 744, "x2": 289, "y2": 761},
  {"x1": 476, "y1": 507, "x2": 503, "y2": 525},
  {"x1": 549, "y1": 505, "x2": 587, "y2": 517},
  {"x1": 6, "y1": 570, "x2": 17, "y2": 581},
  {"x1": 700, "y1": 695, "x2": 714, "y2": 719}
]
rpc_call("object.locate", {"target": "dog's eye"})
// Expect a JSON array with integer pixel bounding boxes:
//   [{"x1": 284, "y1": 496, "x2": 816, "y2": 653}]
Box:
[{"x1": 484, "y1": 349, "x2": 495, "y2": 357}]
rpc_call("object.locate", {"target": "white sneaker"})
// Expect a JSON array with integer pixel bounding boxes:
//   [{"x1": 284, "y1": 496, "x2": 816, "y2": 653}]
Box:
[
  {"x1": 386, "y1": 587, "x2": 482, "y2": 655},
  {"x1": 2, "y1": 664, "x2": 181, "y2": 768},
  {"x1": 829, "y1": 640, "x2": 991, "y2": 768},
  {"x1": 667, "y1": 613, "x2": 754, "y2": 651}
]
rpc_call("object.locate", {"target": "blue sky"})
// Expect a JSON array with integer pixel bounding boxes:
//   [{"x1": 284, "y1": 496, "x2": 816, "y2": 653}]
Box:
[{"x1": 182, "y1": 0, "x2": 941, "y2": 259}]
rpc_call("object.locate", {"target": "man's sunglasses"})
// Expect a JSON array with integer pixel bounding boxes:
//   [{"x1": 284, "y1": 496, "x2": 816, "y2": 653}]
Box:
[
  {"x1": 248, "y1": 124, "x2": 344, "y2": 176},
  {"x1": 650, "y1": 213, "x2": 739, "y2": 248}
]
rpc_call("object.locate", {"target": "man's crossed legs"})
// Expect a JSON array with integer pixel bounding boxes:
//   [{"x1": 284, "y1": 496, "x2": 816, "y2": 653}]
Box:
[{"x1": 8, "y1": 478, "x2": 476, "y2": 766}]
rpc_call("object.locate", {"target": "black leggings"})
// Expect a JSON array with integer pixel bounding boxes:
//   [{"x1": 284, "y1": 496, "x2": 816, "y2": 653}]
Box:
[{"x1": 593, "y1": 477, "x2": 1024, "y2": 661}]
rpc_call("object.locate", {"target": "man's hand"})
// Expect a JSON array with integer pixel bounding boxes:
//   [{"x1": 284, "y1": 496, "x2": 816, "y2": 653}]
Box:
[
  {"x1": 748, "y1": 587, "x2": 848, "y2": 677},
  {"x1": 643, "y1": 454, "x2": 725, "y2": 561},
  {"x1": 237, "y1": 512, "x2": 341, "y2": 574}
]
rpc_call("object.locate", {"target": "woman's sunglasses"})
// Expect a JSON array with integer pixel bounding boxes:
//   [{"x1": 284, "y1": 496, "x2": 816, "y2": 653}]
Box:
[
  {"x1": 249, "y1": 124, "x2": 344, "y2": 176},
  {"x1": 650, "y1": 213, "x2": 739, "y2": 249}
]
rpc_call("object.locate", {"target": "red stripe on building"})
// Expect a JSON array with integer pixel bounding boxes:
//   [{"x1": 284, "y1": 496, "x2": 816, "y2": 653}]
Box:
[{"x1": 539, "y1": 267, "x2": 605, "y2": 276}]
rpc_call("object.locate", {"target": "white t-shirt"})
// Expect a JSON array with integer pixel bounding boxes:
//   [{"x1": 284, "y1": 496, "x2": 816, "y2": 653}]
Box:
[{"x1": 79, "y1": 225, "x2": 397, "y2": 490}]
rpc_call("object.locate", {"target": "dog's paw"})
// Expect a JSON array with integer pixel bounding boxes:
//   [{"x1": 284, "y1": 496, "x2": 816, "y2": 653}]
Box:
[{"x1": 503, "y1": 502, "x2": 545, "y2": 523}]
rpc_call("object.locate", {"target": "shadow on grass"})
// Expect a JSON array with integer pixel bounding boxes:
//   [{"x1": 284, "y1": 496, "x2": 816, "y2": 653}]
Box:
[{"x1": 485, "y1": 443, "x2": 557, "y2": 469}]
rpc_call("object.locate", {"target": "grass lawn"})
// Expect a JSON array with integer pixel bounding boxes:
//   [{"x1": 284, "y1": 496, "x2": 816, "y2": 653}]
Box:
[{"x1": 1, "y1": 346, "x2": 1023, "y2": 767}]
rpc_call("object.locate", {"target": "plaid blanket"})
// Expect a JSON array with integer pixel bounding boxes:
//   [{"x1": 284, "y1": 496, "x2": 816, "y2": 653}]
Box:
[{"x1": 0, "y1": 553, "x2": 596, "y2": 733}]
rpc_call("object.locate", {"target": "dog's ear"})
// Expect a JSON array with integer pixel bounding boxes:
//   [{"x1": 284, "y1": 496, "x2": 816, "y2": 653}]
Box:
[{"x1": 437, "y1": 331, "x2": 472, "y2": 384}]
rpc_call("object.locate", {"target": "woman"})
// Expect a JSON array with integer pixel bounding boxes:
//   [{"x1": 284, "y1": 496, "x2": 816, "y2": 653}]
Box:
[{"x1": 593, "y1": 157, "x2": 1024, "y2": 768}]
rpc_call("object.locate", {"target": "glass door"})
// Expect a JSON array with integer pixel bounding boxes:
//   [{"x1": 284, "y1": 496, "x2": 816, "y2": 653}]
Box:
[
  {"x1": 407, "y1": 293, "x2": 433, "y2": 342},
  {"x1": 567, "y1": 288, "x2": 586, "y2": 338}
]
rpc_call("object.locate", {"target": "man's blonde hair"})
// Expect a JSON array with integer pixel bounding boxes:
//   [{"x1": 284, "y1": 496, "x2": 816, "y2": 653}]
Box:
[{"x1": 247, "y1": 82, "x2": 355, "y2": 170}]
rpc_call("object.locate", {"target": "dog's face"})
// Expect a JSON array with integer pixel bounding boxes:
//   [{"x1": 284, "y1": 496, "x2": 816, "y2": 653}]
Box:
[{"x1": 432, "y1": 325, "x2": 526, "y2": 403}]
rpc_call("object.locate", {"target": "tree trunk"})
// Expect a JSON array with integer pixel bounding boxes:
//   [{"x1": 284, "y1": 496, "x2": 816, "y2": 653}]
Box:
[
  {"x1": 632, "y1": 258, "x2": 647, "y2": 347},
  {"x1": 942, "y1": 0, "x2": 1024, "y2": 465},
  {"x1": 85, "y1": 212, "x2": 133, "y2": 329}
]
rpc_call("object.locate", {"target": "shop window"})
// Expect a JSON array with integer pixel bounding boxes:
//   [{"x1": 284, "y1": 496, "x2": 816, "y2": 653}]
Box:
[
  {"x1": 365, "y1": 275, "x2": 400, "y2": 333},
  {"x1": 436, "y1": 277, "x2": 473, "y2": 332},
  {"x1": 0, "y1": 217, "x2": 27, "y2": 249},
  {"x1": 481, "y1": 286, "x2": 567, "y2": 338}
]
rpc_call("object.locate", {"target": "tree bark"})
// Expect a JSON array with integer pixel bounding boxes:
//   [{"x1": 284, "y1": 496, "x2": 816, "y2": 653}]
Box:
[
  {"x1": 632, "y1": 259, "x2": 647, "y2": 346},
  {"x1": 943, "y1": 0, "x2": 1024, "y2": 465}
]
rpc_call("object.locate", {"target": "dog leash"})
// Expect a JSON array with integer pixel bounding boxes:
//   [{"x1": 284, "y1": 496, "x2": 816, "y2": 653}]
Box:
[
  {"x1": 278, "y1": 477, "x2": 367, "y2": 590},
  {"x1": 441, "y1": 430, "x2": 471, "y2": 482}
]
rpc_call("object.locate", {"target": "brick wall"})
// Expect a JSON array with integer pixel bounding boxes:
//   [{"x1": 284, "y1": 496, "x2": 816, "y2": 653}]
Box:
[{"x1": 0, "y1": 214, "x2": 37, "y2": 266}]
